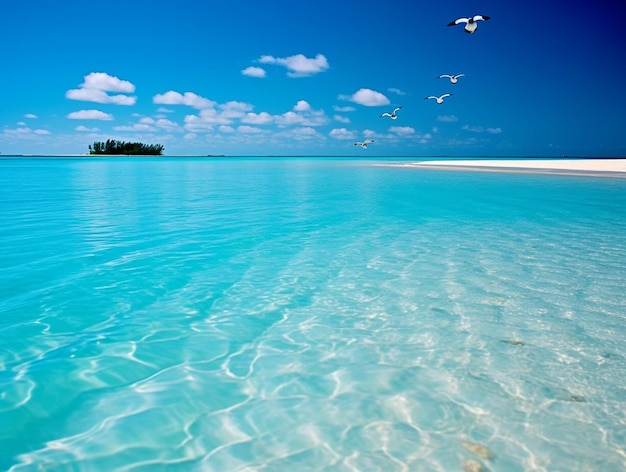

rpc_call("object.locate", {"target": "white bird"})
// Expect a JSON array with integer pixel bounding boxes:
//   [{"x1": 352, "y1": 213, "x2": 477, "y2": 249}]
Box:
[
  {"x1": 354, "y1": 139, "x2": 375, "y2": 149},
  {"x1": 380, "y1": 106, "x2": 402, "y2": 119},
  {"x1": 447, "y1": 15, "x2": 490, "y2": 34},
  {"x1": 425, "y1": 94, "x2": 452, "y2": 104},
  {"x1": 438, "y1": 74, "x2": 465, "y2": 84}
]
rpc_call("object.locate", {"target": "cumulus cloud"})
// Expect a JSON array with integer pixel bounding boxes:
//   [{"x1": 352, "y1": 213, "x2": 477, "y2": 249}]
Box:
[
  {"x1": 220, "y1": 101, "x2": 254, "y2": 119},
  {"x1": 80, "y1": 72, "x2": 135, "y2": 93},
  {"x1": 24, "y1": 114, "x2": 38, "y2": 119},
  {"x1": 66, "y1": 88, "x2": 136, "y2": 105},
  {"x1": 339, "y1": 88, "x2": 390, "y2": 106},
  {"x1": 66, "y1": 72, "x2": 136, "y2": 105},
  {"x1": 329, "y1": 128, "x2": 357, "y2": 140},
  {"x1": 280, "y1": 127, "x2": 323, "y2": 140},
  {"x1": 237, "y1": 125, "x2": 264, "y2": 134},
  {"x1": 293, "y1": 100, "x2": 312, "y2": 112},
  {"x1": 242, "y1": 66, "x2": 266, "y2": 78},
  {"x1": 155, "y1": 119, "x2": 183, "y2": 132},
  {"x1": 113, "y1": 123, "x2": 156, "y2": 132},
  {"x1": 388, "y1": 88, "x2": 406, "y2": 96},
  {"x1": 334, "y1": 115, "x2": 350, "y2": 123},
  {"x1": 258, "y1": 53, "x2": 329, "y2": 77},
  {"x1": 275, "y1": 109, "x2": 328, "y2": 127},
  {"x1": 67, "y1": 109, "x2": 114, "y2": 120},
  {"x1": 437, "y1": 115, "x2": 458, "y2": 123},
  {"x1": 2, "y1": 126, "x2": 50, "y2": 137},
  {"x1": 75, "y1": 125, "x2": 99, "y2": 132},
  {"x1": 183, "y1": 108, "x2": 234, "y2": 132},
  {"x1": 153, "y1": 91, "x2": 215, "y2": 109},
  {"x1": 462, "y1": 125, "x2": 502, "y2": 134},
  {"x1": 242, "y1": 111, "x2": 274, "y2": 125},
  {"x1": 389, "y1": 126, "x2": 415, "y2": 135}
]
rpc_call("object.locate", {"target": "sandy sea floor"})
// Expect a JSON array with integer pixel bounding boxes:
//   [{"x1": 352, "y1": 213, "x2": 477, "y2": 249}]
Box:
[{"x1": 396, "y1": 159, "x2": 626, "y2": 178}]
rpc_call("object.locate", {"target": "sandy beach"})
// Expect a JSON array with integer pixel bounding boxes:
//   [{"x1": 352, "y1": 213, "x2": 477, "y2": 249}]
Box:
[{"x1": 402, "y1": 158, "x2": 626, "y2": 178}]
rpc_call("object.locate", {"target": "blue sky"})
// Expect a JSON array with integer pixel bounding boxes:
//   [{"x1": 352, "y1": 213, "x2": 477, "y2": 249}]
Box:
[{"x1": 2, "y1": 0, "x2": 626, "y2": 157}]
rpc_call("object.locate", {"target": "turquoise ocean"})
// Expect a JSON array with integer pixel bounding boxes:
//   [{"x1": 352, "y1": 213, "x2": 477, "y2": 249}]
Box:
[{"x1": 1, "y1": 157, "x2": 625, "y2": 471}]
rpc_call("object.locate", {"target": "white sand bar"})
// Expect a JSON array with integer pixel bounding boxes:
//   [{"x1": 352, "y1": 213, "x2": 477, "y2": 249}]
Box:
[{"x1": 405, "y1": 159, "x2": 626, "y2": 177}]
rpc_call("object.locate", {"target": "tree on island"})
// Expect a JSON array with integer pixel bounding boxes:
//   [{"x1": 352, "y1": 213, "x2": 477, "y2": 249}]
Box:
[{"x1": 89, "y1": 139, "x2": 164, "y2": 155}]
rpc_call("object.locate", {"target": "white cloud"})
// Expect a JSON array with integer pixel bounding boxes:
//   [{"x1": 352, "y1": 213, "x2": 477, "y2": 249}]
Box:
[
  {"x1": 389, "y1": 126, "x2": 415, "y2": 135},
  {"x1": 242, "y1": 66, "x2": 266, "y2": 78},
  {"x1": 329, "y1": 128, "x2": 356, "y2": 140},
  {"x1": 183, "y1": 107, "x2": 236, "y2": 132},
  {"x1": 388, "y1": 88, "x2": 406, "y2": 96},
  {"x1": 198, "y1": 108, "x2": 233, "y2": 125},
  {"x1": 183, "y1": 117, "x2": 213, "y2": 132},
  {"x1": 153, "y1": 91, "x2": 215, "y2": 109},
  {"x1": 3, "y1": 127, "x2": 31, "y2": 136},
  {"x1": 219, "y1": 125, "x2": 235, "y2": 133},
  {"x1": 462, "y1": 125, "x2": 483, "y2": 132},
  {"x1": 80, "y1": 72, "x2": 135, "y2": 93},
  {"x1": 293, "y1": 100, "x2": 312, "y2": 112},
  {"x1": 258, "y1": 53, "x2": 329, "y2": 77},
  {"x1": 334, "y1": 115, "x2": 350, "y2": 123},
  {"x1": 275, "y1": 109, "x2": 328, "y2": 127},
  {"x1": 155, "y1": 119, "x2": 182, "y2": 132},
  {"x1": 339, "y1": 88, "x2": 390, "y2": 106},
  {"x1": 66, "y1": 88, "x2": 136, "y2": 105},
  {"x1": 282, "y1": 127, "x2": 323, "y2": 140},
  {"x1": 24, "y1": 114, "x2": 38, "y2": 119},
  {"x1": 3, "y1": 126, "x2": 51, "y2": 137},
  {"x1": 333, "y1": 105, "x2": 355, "y2": 112},
  {"x1": 462, "y1": 125, "x2": 502, "y2": 134},
  {"x1": 67, "y1": 109, "x2": 114, "y2": 120},
  {"x1": 113, "y1": 123, "x2": 156, "y2": 132},
  {"x1": 237, "y1": 125, "x2": 264, "y2": 134},
  {"x1": 220, "y1": 101, "x2": 254, "y2": 119},
  {"x1": 437, "y1": 115, "x2": 458, "y2": 123},
  {"x1": 157, "y1": 107, "x2": 174, "y2": 113},
  {"x1": 75, "y1": 125, "x2": 99, "y2": 132},
  {"x1": 66, "y1": 72, "x2": 136, "y2": 105},
  {"x1": 242, "y1": 111, "x2": 274, "y2": 125},
  {"x1": 16, "y1": 122, "x2": 26, "y2": 126}
]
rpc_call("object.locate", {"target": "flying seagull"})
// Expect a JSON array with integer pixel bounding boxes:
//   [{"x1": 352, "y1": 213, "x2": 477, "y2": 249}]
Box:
[
  {"x1": 448, "y1": 15, "x2": 490, "y2": 34},
  {"x1": 438, "y1": 74, "x2": 465, "y2": 84},
  {"x1": 380, "y1": 106, "x2": 402, "y2": 120},
  {"x1": 354, "y1": 139, "x2": 375, "y2": 149},
  {"x1": 425, "y1": 94, "x2": 452, "y2": 104}
]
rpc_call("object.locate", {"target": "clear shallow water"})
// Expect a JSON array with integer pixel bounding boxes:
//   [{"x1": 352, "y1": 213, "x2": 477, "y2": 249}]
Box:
[{"x1": 1, "y1": 157, "x2": 625, "y2": 471}]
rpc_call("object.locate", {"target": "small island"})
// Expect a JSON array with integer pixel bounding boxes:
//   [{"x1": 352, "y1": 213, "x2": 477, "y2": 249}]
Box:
[{"x1": 89, "y1": 140, "x2": 164, "y2": 156}]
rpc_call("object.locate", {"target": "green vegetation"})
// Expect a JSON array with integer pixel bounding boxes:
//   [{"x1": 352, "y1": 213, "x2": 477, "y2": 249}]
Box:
[{"x1": 89, "y1": 140, "x2": 164, "y2": 155}]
